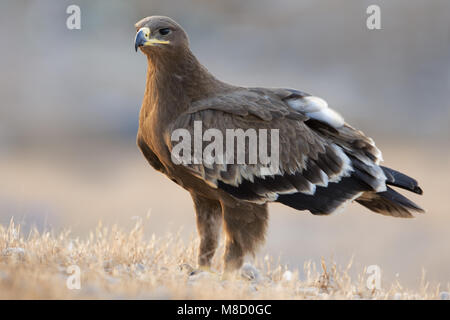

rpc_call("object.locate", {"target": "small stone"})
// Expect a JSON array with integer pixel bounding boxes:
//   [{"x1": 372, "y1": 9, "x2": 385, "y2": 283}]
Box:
[
  {"x1": 240, "y1": 263, "x2": 261, "y2": 282},
  {"x1": 393, "y1": 293, "x2": 403, "y2": 300},
  {"x1": 282, "y1": 270, "x2": 293, "y2": 282},
  {"x1": 439, "y1": 292, "x2": 449, "y2": 300},
  {"x1": 2, "y1": 247, "x2": 25, "y2": 257}
]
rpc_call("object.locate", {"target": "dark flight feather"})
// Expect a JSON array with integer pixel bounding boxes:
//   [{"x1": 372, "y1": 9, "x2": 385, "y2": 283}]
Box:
[
  {"x1": 381, "y1": 166, "x2": 423, "y2": 195},
  {"x1": 276, "y1": 173, "x2": 367, "y2": 215},
  {"x1": 356, "y1": 187, "x2": 424, "y2": 218}
]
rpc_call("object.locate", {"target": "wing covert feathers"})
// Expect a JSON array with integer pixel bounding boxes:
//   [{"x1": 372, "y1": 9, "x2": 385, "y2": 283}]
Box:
[{"x1": 167, "y1": 87, "x2": 423, "y2": 217}]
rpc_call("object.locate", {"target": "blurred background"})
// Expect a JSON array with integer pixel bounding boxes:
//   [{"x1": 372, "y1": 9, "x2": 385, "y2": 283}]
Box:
[{"x1": 0, "y1": 0, "x2": 449, "y2": 289}]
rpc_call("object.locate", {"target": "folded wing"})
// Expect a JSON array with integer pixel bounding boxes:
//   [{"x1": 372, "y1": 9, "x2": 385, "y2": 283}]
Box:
[{"x1": 165, "y1": 87, "x2": 422, "y2": 216}]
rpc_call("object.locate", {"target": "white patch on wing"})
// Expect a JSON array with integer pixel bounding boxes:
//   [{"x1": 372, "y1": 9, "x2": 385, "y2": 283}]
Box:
[
  {"x1": 300, "y1": 181, "x2": 316, "y2": 196},
  {"x1": 367, "y1": 137, "x2": 384, "y2": 164},
  {"x1": 307, "y1": 108, "x2": 344, "y2": 128},
  {"x1": 329, "y1": 145, "x2": 353, "y2": 183},
  {"x1": 277, "y1": 187, "x2": 300, "y2": 195},
  {"x1": 286, "y1": 95, "x2": 344, "y2": 128},
  {"x1": 333, "y1": 144, "x2": 386, "y2": 192},
  {"x1": 287, "y1": 96, "x2": 328, "y2": 113},
  {"x1": 264, "y1": 192, "x2": 279, "y2": 202},
  {"x1": 316, "y1": 169, "x2": 329, "y2": 187},
  {"x1": 371, "y1": 169, "x2": 387, "y2": 192}
]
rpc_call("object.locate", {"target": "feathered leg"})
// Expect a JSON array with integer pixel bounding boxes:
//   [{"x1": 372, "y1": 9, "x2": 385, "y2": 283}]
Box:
[
  {"x1": 222, "y1": 203, "x2": 268, "y2": 272},
  {"x1": 191, "y1": 193, "x2": 223, "y2": 268}
]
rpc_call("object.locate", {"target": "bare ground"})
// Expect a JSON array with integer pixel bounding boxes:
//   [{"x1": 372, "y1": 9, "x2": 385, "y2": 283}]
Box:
[{"x1": 0, "y1": 218, "x2": 448, "y2": 299}]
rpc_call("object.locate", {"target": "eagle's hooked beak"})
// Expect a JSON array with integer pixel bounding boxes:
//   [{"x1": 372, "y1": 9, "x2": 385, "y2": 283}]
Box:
[{"x1": 134, "y1": 27, "x2": 170, "y2": 52}]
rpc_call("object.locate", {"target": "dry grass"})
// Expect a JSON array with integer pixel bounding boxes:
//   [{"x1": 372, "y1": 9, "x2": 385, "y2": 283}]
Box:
[{"x1": 1, "y1": 218, "x2": 447, "y2": 300}]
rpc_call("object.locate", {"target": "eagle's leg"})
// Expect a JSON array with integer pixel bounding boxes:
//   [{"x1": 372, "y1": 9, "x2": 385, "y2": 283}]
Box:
[
  {"x1": 222, "y1": 203, "x2": 268, "y2": 273},
  {"x1": 191, "y1": 193, "x2": 223, "y2": 269}
]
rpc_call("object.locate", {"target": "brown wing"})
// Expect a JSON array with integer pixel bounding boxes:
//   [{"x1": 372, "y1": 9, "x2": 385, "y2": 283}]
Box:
[{"x1": 164, "y1": 88, "x2": 387, "y2": 209}]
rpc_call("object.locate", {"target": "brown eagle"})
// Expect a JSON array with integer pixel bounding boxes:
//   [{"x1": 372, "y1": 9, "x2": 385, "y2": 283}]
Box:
[{"x1": 134, "y1": 16, "x2": 423, "y2": 273}]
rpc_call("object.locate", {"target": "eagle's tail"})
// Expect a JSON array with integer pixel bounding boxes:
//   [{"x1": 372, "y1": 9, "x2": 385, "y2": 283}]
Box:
[
  {"x1": 276, "y1": 166, "x2": 424, "y2": 218},
  {"x1": 380, "y1": 166, "x2": 423, "y2": 195},
  {"x1": 356, "y1": 187, "x2": 424, "y2": 218},
  {"x1": 355, "y1": 166, "x2": 424, "y2": 218}
]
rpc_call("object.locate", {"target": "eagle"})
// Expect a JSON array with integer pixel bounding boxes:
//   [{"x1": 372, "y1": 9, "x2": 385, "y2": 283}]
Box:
[{"x1": 134, "y1": 16, "x2": 424, "y2": 273}]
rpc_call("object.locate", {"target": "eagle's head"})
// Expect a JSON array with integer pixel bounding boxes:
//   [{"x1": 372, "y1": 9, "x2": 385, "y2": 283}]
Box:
[{"x1": 134, "y1": 16, "x2": 189, "y2": 55}]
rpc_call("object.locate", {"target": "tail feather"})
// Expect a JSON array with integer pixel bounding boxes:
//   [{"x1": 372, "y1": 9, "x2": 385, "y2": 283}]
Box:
[
  {"x1": 276, "y1": 175, "x2": 366, "y2": 215},
  {"x1": 381, "y1": 166, "x2": 423, "y2": 195},
  {"x1": 277, "y1": 165, "x2": 424, "y2": 218},
  {"x1": 356, "y1": 186, "x2": 424, "y2": 218}
]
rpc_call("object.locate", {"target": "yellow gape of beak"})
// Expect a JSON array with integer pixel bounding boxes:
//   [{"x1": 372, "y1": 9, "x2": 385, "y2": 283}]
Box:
[{"x1": 135, "y1": 27, "x2": 170, "y2": 51}]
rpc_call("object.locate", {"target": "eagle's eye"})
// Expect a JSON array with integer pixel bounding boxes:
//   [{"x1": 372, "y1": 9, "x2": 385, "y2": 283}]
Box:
[{"x1": 159, "y1": 28, "x2": 171, "y2": 36}]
